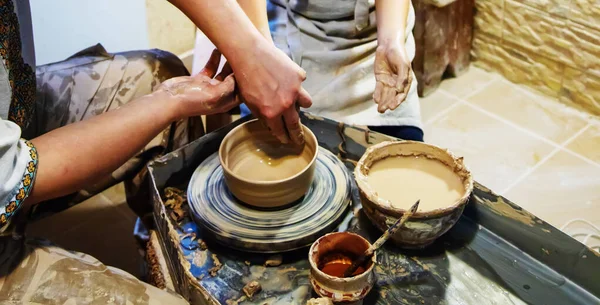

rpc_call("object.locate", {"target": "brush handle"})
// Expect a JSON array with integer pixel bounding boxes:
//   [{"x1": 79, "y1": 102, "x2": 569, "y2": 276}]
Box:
[
  {"x1": 342, "y1": 200, "x2": 420, "y2": 277},
  {"x1": 371, "y1": 199, "x2": 420, "y2": 250},
  {"x1": 342, "y1": 253, "x2": 372, "y2": 277}
]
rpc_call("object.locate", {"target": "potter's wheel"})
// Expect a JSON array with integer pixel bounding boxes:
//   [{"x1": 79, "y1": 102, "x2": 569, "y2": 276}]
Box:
[{"x1": 188, "y1": 147, "x2": 351, "y2": 253}]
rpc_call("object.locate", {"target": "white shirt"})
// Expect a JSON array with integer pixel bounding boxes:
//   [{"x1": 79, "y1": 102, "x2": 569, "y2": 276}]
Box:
[{"x1": 0, "y1": 0, "x2": 37, "y2": 232}]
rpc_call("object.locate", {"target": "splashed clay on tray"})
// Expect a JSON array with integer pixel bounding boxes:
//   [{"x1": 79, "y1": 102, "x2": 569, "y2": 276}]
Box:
[{"x1": 354, "y1": 141, "x2": 473, "y2": 248}]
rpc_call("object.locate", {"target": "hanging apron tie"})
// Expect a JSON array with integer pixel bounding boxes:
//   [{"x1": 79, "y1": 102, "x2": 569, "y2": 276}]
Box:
[
  {"x1": 354, "y1": 0, "x2": 371, "y2": 32},
  {"x1": 285, "y1": 0, "x2": 304, "y2": 66}
]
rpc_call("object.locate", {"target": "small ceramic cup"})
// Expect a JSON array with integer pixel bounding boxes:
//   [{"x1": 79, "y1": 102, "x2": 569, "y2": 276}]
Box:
[
  {"x1": 354, "y1": 141, "x2": 473, "y2": 248},
  {"x1": 308, "y1": 232, "x2": 375, "y2": 304},
  {"x1": 219, "y1": 119, "x2": 318, "y2": 208}
]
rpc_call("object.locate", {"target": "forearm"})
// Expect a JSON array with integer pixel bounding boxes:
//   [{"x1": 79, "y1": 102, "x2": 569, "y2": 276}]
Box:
[
  {"x1": 376, "y1": 0, "x2": 410, "y2": 47},
  {"x1": 237, "y1": 0, "x2": 273, "y2": 42},
  {"x1": 169, "y1": 0, "x2": 271, "y2": 67},
  {"x1": 28, "y1": 91, "x2": 178, "y2": 204}
]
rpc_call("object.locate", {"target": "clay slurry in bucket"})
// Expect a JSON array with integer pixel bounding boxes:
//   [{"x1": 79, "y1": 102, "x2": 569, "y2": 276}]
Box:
[{"x1": 366, "y1": 156, "x2": 465, "y2": 211}]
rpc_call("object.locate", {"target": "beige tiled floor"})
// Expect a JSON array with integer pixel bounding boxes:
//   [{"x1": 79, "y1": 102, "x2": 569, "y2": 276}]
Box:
[
  {"x1": 424, "y1": 66, "x2": 600, "y2": 251},
  {"x1": 24, "y1": 66, "x2": 600, "y2": 277}
]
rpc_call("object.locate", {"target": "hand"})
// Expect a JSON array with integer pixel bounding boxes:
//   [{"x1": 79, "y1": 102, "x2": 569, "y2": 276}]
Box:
[
  {"x1": 373, "y1": 42, "x2": 413, "y2": 113},
  {"x1": 159, "y1": 49, "x2": 239, "y2": 119},
  {"x1": 229, "y1": 45, "x2": 312, "y2": 145}
]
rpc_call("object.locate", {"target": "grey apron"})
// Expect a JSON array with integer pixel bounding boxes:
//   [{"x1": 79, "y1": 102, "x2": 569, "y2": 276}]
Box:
[{"x1": 268, "y1": 0, "x2": 421, "y2": 128}]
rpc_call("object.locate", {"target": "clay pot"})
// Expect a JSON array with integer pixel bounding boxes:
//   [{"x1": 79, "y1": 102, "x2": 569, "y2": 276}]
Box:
[
  {"x1": 308, "y1": 232, "x2": 375, "y2": 304},
  {"x1": 354, "y1": 141, "x2": 473, "y2": 248},
  {"x1": 219, "y1": 119, "x2": 318, "y2": 208}
]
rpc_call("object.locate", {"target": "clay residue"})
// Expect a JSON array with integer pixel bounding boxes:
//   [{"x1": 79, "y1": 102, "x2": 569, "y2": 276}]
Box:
[
  {"x1": 304, "y1": 113, "x2": 325, "y2": 121},
  {"x1": 474, "y1": 182, "x2": 499, "y2": 196},
  {"x1": 209, "y1": 254, "x2": 223, "y2": 277},
  {"x1": 475, "y1": 195, "x2": 536, "y2": 227},
  {"x1": 163, "y1": 187, "x2": 188, "y2": 222},
  {"x1": 306, "y1": 297, "x2": 333, "y2": 305},
  {"x1": 145, "y1": 238, "x2": 166, "y2": 289},
  {"x1": 159, "y1": 198, "x2": 219, "y2": 304},
  {"x1": 225, "y1": 295, "x2": 247, "y2": 305},
  {"x1": 192, "y1": 250, "x2": 208, "y2": 266},
  {"x1": 243, "y1": 265, "x2": 302, "y2": 292},
  {"x1": 242, "y1": 280, "x2": 262, "y2": 298},
  {"x1": 343, "y1": 125, "x2": 393, "y2": 147},
  {"x1": 411, "y1": 257, "x2": 430, "y2": 271},
  {"x1": 277, "y1": 266, "x2": 298, "y2": 274},
  {"x1": 265, "y1": 255, "x2": 283, "y2": 267},
  {"x1": 336, "y1": 123, "x2": 358, "y2": 166},
  {"x1": 375, "y1": 263, "x2": 410, "y2": 278}
]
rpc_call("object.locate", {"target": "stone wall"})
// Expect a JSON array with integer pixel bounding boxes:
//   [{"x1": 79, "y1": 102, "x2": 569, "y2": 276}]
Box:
[{"x1": 472, "y1": 0, "x2": 600, "y2": 116}]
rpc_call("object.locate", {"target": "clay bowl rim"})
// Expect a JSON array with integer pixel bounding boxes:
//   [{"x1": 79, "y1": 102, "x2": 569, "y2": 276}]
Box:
[
  {"x1": 218, "y1": 119, "x2": 319, "y2": 185},
  {"x1": 308, "y1": 232, "x2": 376, "y2": 281},
  {"x1": 354, "y1": 140, "x2": 474, "y2": 219}
]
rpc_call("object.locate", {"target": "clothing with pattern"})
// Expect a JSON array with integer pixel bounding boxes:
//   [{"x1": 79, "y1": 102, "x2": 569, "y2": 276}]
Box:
[
  {"x1": 0, "y1": 0, "x2": 192, "y2": 303},
  {"x1": 0, "y1": 0, "x2": 35, "y2": 128},
  {"x1": 0, "y1": 0, "x2": 37, "y2": 233}
]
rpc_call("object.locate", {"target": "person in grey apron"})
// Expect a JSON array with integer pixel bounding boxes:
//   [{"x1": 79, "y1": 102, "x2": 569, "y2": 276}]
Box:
[{"x1": 240, "y1": 0, "x2": 423, "y2": 141}]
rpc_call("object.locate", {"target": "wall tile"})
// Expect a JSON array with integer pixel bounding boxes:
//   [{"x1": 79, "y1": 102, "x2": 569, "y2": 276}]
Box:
[
  {"x1": 474, "y1": 0, "x2": 505, "y2": 38},
  {"x1": 569, "y1": 0, "x2": 600, "y2": 32},
  {"x1": 560, "y1": 68, "x2": 600, "y2": 116}
]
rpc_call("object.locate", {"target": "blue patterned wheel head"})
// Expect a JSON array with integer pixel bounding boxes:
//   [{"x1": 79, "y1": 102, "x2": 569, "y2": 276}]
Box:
[{"x1": 188, "y1": 147, "x2": 352, "y2": 253}]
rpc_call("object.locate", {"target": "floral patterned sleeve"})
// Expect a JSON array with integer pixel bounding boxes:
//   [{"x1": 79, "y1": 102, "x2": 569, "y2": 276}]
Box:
[{"x1": 0, "y1": 120, "x2": 38, "y2": 232}]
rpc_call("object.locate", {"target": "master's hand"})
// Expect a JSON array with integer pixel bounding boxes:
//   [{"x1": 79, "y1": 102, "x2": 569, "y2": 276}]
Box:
[{"x1": 230, "y1": 45, "x2": 312, "y2": 145}]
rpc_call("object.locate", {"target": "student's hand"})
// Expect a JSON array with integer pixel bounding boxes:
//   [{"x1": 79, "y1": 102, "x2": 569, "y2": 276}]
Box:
[
  {"x1": 373, "y1": 42, "x2": 412, "y2": 113},
  {"x1": 159, "y1": 49, "x2": 239, "y2": 119},
  {"x1": 229, "y1": 45, "x2": 312, "y2": 145}
]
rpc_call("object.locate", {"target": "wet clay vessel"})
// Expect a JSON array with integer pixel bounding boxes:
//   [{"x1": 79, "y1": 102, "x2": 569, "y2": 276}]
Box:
[
  {"x1": 354, "y1": 141, "x2": 473, "y2": 248},
  {"x1": 219, "y1": 119, "x2": 318, "y2": 208},
  {"x1": 309, "y1": 232, "x2": 375, "y2": 304}
]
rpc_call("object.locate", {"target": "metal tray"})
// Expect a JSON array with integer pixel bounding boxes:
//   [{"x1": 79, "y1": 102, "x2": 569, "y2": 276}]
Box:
[{"x1": 148, "y1": 113, "x2": 600, "y2": 305}]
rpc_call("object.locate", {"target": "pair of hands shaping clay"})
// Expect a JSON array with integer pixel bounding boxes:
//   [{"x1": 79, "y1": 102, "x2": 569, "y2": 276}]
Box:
[{"x1": 161, "y1": 44, "x2": 413, "y2": 147}]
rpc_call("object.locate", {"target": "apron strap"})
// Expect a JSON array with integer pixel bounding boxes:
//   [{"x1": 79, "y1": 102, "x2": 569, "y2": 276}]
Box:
[
  {"x1": 354, "y1": 0, "x2": 371, "y2": 31},
  {"x1": 285, "y1": 1, "x2": 304, "y2": 66}
]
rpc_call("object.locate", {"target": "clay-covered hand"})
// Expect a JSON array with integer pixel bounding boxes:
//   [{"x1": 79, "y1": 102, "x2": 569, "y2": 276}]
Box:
[
  {"x1": 231, "y1": 45, "x2": 312, "y2": 145},
  {"x1": 159, "y1": 49, "x2": 239, "y2": 119},
  {"x1": 373, "y1": 42, "x2": 413, "y2": 113}
]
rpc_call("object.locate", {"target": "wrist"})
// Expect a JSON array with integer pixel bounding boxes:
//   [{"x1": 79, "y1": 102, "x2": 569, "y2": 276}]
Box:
[
  {"x1": 377, "y1": 32, "x2": 405, "y2": 49},
  {"x1": 143, "y1": 89, "x2": 183, "y2": 123},
  {"x1": 227, "y1": 34, "x2": 273, "y2": 70}
]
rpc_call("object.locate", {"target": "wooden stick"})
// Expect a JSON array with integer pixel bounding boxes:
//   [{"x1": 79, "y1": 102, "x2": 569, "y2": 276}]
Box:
[{"x1": 342, "y1": 200, "x2": 420, "y2": 277}]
